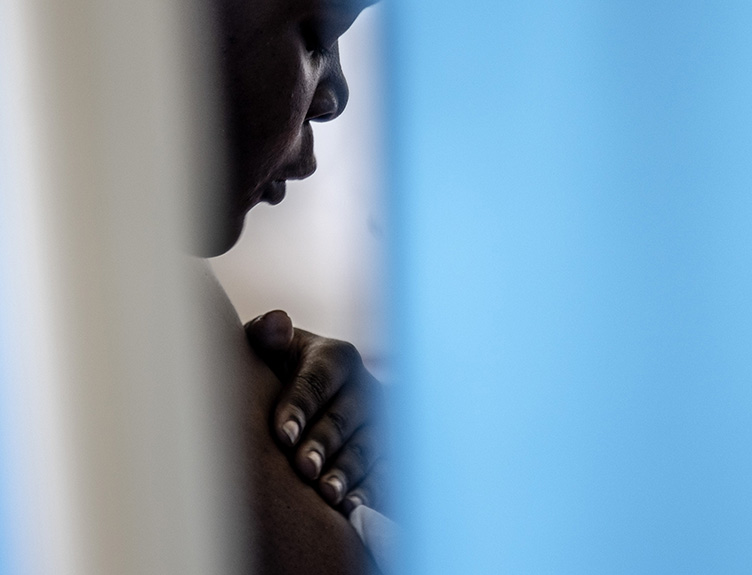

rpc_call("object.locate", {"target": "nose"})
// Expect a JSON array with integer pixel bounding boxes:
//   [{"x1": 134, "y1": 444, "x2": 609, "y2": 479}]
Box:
[{"x1": 306, "y1": 49, "x2": 349, "y2": 122}]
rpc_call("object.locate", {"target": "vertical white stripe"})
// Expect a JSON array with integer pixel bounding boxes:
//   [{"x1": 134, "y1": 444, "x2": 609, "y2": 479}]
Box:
[{"x1": 0, "y1": 1, "x2": 235, "y2": 573}]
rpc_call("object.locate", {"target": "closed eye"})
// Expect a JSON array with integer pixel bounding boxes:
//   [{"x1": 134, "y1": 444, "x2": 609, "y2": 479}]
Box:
[{"x1": 300, "y1": 20, "x2": 332, "y2": 56}]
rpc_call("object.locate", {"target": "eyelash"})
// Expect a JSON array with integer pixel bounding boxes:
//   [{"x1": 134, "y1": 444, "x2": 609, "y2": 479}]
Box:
[{"x1": 301, "y1": 22, "x2": 331, "y2": 57}]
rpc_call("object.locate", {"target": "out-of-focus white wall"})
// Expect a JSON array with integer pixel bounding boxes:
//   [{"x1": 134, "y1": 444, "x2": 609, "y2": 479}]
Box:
[
  {"x1": 210, "y1": 5, "x2": 387, "y2": 370},
  {"x1": 0, "y1": 2, "x2": 239, "y2": 573}
]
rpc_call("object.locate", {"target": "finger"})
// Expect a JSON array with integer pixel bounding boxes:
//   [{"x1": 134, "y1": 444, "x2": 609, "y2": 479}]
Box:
[
  {"x1": 341, "y1": 458, "x2": 389, "y2": 517},
  {"x1": 315, "y1": 425, "x2": 379, "y2": 505},
  {"x1": 293, "y1": 382, "x2": 370, "y2": 478},
  {"x1": 244, "y1": 310, "x2": 295, "y2": 356},
  {"x1": 274, "y1": 338, "x2": 360, "y2": 447}
]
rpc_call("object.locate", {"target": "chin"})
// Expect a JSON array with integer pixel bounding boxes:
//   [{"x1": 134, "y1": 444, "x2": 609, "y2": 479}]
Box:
[{"x1": 192, "y1": 212, "x2": 245, "y2": 258}]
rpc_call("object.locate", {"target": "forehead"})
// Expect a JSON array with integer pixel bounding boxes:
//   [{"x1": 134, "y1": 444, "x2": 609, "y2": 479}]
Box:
[
  {"x1": 300, "y1": 0, "x2": 376, "y2": 10},
  {"x1": 293, "y1": 0, "x2": 376, "y2": 21},
  {"x1": 220, "y1": 0, "x2": 376, "y2": 46}
]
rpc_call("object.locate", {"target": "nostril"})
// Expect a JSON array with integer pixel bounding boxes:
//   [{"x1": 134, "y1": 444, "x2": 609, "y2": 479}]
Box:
[
  {"x1": 309, "y1": 109, "x2": 337, "y2": 122},
  {"x1": 306, "y1": 73, "x2": 349, "y2": 122},
  {"x1": 306, "y1": 87, "x2": 342, "y2": 123}
]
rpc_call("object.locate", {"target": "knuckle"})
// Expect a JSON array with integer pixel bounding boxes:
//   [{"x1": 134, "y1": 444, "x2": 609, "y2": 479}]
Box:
[
  {"x1": 319, "y1": 338, "x2": 360, "y2": 368},
  {"x1": 347, "y1": 439, "x2": 372, "y2": 471},
  {"x1": 335, "y1": 340, "x2": 361, "y2": 366},
  {"x1": 324, "y1": 410, "x2": 349, "y2": 443},
  {"x1": 359, "y1": 463, "x2": 387, "y2": 507},
  {"x1": 294, "y1": 369, "x2": 330, "y2": 410}
]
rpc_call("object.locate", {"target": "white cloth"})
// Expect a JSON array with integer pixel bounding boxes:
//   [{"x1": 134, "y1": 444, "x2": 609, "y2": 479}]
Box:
[{"x1": 349, "y1": 505, "x2": 398, "y2": 574}]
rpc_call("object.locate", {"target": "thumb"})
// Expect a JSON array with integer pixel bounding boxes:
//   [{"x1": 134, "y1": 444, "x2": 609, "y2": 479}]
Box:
[{"x1": 245, "y1": 310, "x2": 295, "y2": 354}]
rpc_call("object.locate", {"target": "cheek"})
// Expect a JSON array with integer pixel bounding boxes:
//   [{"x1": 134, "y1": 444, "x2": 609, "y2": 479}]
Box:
[
  {"x1": 218, "y1": 28, "x2": 321, "y2": 235},
  {"x1": 237, "y1": 49, "x2": 315, "y2": 170}
]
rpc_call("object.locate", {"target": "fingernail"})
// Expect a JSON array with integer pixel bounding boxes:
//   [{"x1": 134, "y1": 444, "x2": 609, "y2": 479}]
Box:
[
  {"x1": 302, "y1": 449, "x2": 323, "y2": 479},
  {"x1": 342, "y1": 494, "x2": 363, "y2": 515},
  {"x1": 321, "y1": 475, "x2": 345, "y2": 504},
  {"x1": 281, "y1": 420, "x2": 300, "y2": 446}
]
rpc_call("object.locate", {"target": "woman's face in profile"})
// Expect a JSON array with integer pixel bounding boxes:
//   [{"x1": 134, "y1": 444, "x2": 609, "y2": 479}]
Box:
[{"x1": 202, "y1": 0, "x2": 369, "y2": 256}]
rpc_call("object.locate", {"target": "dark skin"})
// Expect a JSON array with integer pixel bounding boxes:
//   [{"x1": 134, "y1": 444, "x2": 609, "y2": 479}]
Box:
[
  {"x1": 197, "y1": 0, "x2": 386, "y2": 571},
  {"x1": 194, "y1": 264, "x2": 378, "y2": 574},
  {"x1": 205, "y1": 0, "x2": 388, "y2": 515},
  {"x1": 203, "y1": 0, "x2": 375, "y2": 257},
  {"x1": 246, "y1": 311, "x2": 389, "y2": 514}
]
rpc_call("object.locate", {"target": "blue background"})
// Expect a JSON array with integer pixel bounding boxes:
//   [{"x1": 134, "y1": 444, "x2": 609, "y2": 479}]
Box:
[{"x1": 387, "y1": 1, "x2": 752, "y2": 573}]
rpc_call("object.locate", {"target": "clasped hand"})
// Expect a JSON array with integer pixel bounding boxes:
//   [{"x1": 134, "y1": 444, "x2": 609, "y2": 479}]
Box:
[{"x1": 246, "y1": 310, "x2": 388, "y2": 516}]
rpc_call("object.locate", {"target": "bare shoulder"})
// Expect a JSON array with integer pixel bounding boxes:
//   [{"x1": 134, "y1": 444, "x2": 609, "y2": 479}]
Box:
[{"x1": 192, "y1": 259, "x2": 377, "y2": 574}]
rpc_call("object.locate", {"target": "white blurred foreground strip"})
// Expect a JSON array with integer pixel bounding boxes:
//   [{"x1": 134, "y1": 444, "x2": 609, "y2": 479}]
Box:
[{"x1": 0, "y1": 0, "x2": 238, "y2": 574}]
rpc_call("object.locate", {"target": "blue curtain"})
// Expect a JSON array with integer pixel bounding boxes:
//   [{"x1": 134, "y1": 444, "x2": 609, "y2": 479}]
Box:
[{"x1": 388, "y1": 2, "x2": 752, "y2": 573}]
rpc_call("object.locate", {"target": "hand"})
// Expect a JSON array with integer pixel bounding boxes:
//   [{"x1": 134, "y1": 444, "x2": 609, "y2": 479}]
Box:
[{"x1": 245, "y1": 310, "x2": 388, "y2": 515}]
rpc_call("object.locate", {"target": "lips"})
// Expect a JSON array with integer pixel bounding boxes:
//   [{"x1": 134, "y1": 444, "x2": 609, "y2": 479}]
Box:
[
  {"x1": 283, "y1": 154, "x2": 318, "y2": 181},
  {"x1": 255, "y1": 123, "x2": 317, "y2": 206},
  {"x1": 282, "y1": 123, "x2": 317, "y2": 181},
  {"x1": 258, "y1": 153, "x2": 317, "y2": 205},
  {"x1": 262, "y1": 180, "x2": 287, "y2": 205}
]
